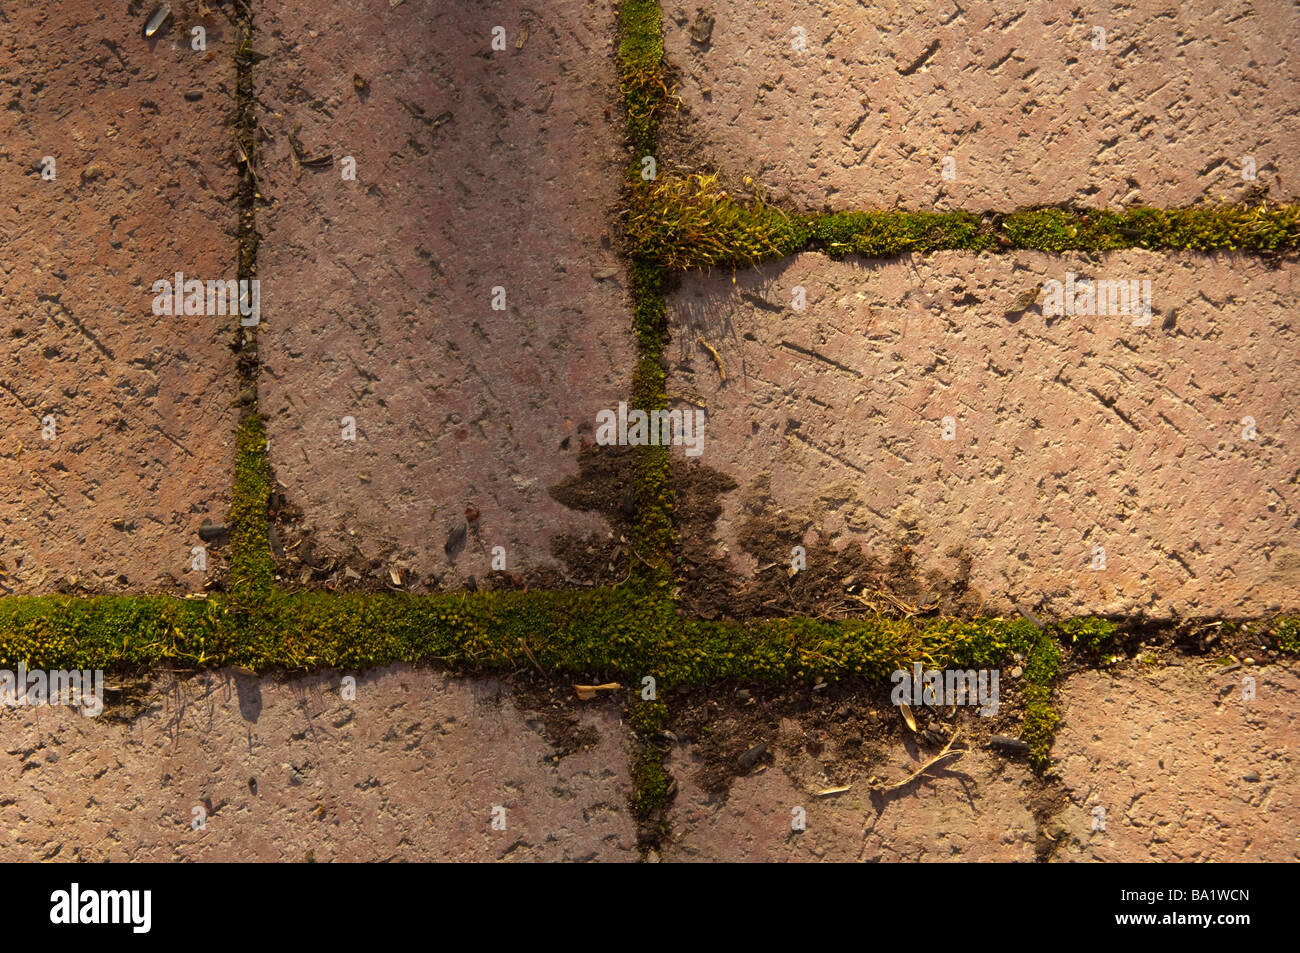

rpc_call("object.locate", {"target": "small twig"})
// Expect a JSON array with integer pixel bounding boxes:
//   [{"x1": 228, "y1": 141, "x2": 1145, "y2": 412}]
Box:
[
  {"x1": 1013, "y1": 601, "x2": 1045, "y2": 629},
  {"x1": 234, "y1": 137, "x2": 260, "y2": 188},
  {"x1": 875, "y1": 729, "x2": 965, "y2": 792},
  {"x1": 517, "y1": 638, "x2": 546, "y2": 677},
  {"x1": 696, "y1": 333, "x2": 726, "y2": 382}
]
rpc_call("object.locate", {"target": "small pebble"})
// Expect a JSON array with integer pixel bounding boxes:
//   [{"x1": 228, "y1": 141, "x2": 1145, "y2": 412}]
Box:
[
  {"x1": 988, "y1": 735, "x2": 1030, "y2": 755},
  {"x1": 738, "y1": 741, "x2": 767, "y2": 771},
  {"x1": 444, "y1": 522, "x2": 467, "y2": 555}
]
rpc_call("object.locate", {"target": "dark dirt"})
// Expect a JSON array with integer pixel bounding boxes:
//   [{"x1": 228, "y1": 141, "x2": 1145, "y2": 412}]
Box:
[
  {"x1": 673, "y1": 466, "x2": 984, "y2": 620},
  {"x1": 491, "y1": 671, "x2": 609, "y2": 761},
  {"x1": 548, "y1": 443, "x2": 639, "y2": 588},
  {"x1": 663, "y1": 676, "x2": 1031, "y2": 798},
  {"x1": 266, "y1": 441, "x2": 639, "y2": 593},
  {"x1": 656, "y1": 623, "x2": 1291, "y2": 847},
  {"x1": 1058, "y1": 617, "x2": 1292, "y2": 673}
]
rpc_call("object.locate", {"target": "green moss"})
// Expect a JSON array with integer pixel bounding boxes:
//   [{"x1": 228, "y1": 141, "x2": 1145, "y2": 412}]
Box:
[
  {"x1": 230, "y1": 414, "x2": 272, "y2": 600},
  {"x1": 1058, "y1": 616, "x2": 1120, "y2": 654},
  {"x1": 629, "y1": 173, "x2": 809, "y2": 270},
  {"x1": 248, "y1": 587, "x2": 669, "y2": 673},
  {"x1": 619, "y1": 3, "x2": 682, "y2": 855},
  {"x1": 630, "y1": 745, "x2": 672, "y2": 829},
  {"x1": 629, "y1": 260, "x2": 667, "y2": 356},
  {"x1": 618, "y1": 0, "x2": 668, "y2": 155},
  {"x1": 630, "y1": 354, "x2": 674, "y2": 578},
  {"x1": 810, "y1": 210, "x2": 991, "y2": 258},
  {"x1": 1021, "y1": 631, "x2": 1062, "y2": 771},
  {"x1": 628, "y1": 696, "x2": 672, "y2": 847},
  {"x1": 659, "y1": 613, "x2": 1040, "y2": 687},
  {"x1": 626, "y1": 173, "x2": 1300, "y2": 269},
  {"x1": 0, "y1": 592, "x2": 1058, "y2": 692},
  {"x1": 1000, "y1": 205, "x2": 1300, "y2": 253},
  {"x1": 1276, "y1": 617, "x2": 1300, "y2": 654},
  {"x1": 0, "y1": 587, "x2": 663, "y2": 675},
  {"x1": 0, "y1": 595, "x2": 220, "y2": 671},
  {"x1": 629, "y1": 699, "x2": 668, "y2": 735}
]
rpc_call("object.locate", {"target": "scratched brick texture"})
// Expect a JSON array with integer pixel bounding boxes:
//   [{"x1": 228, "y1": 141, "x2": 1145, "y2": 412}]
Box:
[
  {"x1": 257, "y1": 0, "x2": 634, "y2": 590},
  {"x1": 0, "y1": 2, "x2": 237, "y2": 594}
]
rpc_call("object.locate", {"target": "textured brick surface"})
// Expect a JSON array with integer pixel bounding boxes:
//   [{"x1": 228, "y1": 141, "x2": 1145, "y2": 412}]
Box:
[
  {"x1": 660, "y1": 0, "x2": 1300, "y2": 210},
  {"x1": 664, "y1": 739, "x2": 1038, "y2": 861},
  {"x1": 0, "y1": 667, "x2": 636, "y2": 862},
  {"x1": 1053, "y1": 663, "x2": 1300, "y2": 861},
  {"x1": 669, "y1": 250, "x2": 1300, "y2": 618},
  {"x1": 2, "y1": 661, "x2": 1294, "y2": 862},
  {"x1": 257, "y1": 0, "x2": 634, "y2": 588},
  {"x1": 660, "y1": 659, "x2": 1300, "y2": 861},
  {"x1": 0, "y1": 2, "x2": 237, "y2": 593}
]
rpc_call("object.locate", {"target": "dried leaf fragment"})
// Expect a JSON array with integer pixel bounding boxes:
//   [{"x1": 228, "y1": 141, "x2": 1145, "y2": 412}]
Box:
[
  {"x1": 143, "y1": 4, "x2": 171, "y2": 38},
  {"x1": 697, "y1": 333, "x2": 726, "y2": 382},
  {"x1": 899, "y1": 701, "x2": 917, "y2": 732},
  {"x1": 816, "y1": 785, "x2": 851, "y2": 797}
]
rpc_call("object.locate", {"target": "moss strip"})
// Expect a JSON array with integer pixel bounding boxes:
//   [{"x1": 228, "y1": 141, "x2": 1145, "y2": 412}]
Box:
[
  {"x1": 1021, "y1": 629, "x2": 1062, "y2": 771},
  {"x1": 1, "y1": 593, "x2": 1294, "y2": 757},
  {"x1": 620, "y1": 3, "x2": 675, "y2": 586},
  {"x1": 618, "y1": 0, "x2": 669, "y2": 156},
  {"x1": 628, "y1": 173, "x2": 1300, "y2": 270},
  {"x1": 229, "y1": 414, "x2": 272, "y2": 599},
  {"x1": 627, "y1": 698, "x2": 671, "y2": 850},
  {"x1": 619, "y1": 1, "x2": 679, "y2": 852},
  {"x1": 230, "y1": 8, "x2": 269, "y2": 602},
  {"x1": 13, "y1": 597, "x2": 1276, "y2": 684},
  {"x1": 0, "y1": 587, "x2": 643, "y2": 673},
  {"x1": 1278, "y1": 618, "x2": 1300, "y2": 654}
]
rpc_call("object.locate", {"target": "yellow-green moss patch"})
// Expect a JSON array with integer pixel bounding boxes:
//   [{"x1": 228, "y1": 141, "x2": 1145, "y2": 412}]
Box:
[
  {"x1": 627, "y1": 173, "x2": 1300, "y2": 270},
  {"x1": 618, "y1": 0, "x2": 669, "y2": 155},
  {"x1": 230, "y1": 414, "x2": 272, "y2": 599}
]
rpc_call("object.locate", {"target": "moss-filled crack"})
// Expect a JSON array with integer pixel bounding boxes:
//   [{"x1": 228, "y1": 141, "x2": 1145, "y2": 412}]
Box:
[
  {"x1": 628, "y1": 172, "x2": 1300, "y2": 270},
  {"x1": 619, "y1": 0, "x2": 677, "y2": 855},
  {"x1": 229, "y1": 5, "x2": 270, "y2": 604}
]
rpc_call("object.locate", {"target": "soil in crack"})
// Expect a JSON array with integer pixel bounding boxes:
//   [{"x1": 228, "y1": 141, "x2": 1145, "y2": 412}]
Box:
[{"x1": 675, "y1": 466, "x2": 986, "y2": 620}]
